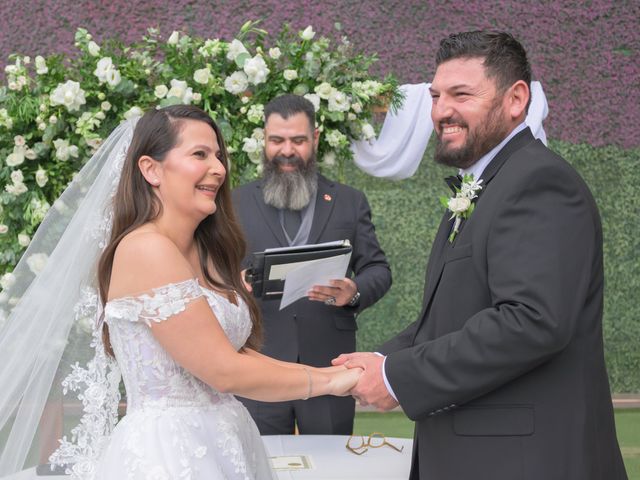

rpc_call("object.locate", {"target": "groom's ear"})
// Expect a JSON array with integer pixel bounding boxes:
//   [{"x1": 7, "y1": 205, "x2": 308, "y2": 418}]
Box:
[
  {"x1": 138, "y1": 155, "x2": 161, "y2": 186},
  {"x1": 507, "y1": 80, "x2": 530, "y2": 122}
]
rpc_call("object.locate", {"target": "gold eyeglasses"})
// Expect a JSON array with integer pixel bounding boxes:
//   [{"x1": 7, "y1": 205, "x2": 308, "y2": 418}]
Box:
[{"x1": 346, "y1": 432, "x2": 404, "y2": 455}]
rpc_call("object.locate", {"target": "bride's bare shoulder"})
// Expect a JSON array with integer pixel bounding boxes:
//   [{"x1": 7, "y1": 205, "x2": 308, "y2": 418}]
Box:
[{"x1": 109, "y1": 226, "x2": 194, "y2": 299}]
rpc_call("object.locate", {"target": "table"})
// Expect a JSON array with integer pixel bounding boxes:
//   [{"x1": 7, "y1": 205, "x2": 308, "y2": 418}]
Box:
[{"x1": 2, "y1": 435, "x2": 412, "y2": 480}]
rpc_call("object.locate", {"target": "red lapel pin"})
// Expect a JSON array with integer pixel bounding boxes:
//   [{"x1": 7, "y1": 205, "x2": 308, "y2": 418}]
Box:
[{"x1": 323, "y1": 194, "x2": 332, "y2": 202}]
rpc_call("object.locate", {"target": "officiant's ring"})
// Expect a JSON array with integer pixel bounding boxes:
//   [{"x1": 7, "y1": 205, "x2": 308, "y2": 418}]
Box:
[{"x1": 325, "y1": 296, "x2": 336, "y2": 306}]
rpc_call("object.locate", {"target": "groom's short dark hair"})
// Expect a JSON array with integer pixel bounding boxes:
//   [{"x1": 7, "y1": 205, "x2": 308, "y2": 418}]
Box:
[
  {"x1": 264, "y1": 94, "x2": 316, "y2": 133},
  {"x1": 436, "y1": 31, "x2": 532, "y2": 107}
]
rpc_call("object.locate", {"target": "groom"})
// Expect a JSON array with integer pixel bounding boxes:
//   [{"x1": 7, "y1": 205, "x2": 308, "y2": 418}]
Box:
[{"x1": 334, "y1": 31, "x2": 627, "y2": 479}]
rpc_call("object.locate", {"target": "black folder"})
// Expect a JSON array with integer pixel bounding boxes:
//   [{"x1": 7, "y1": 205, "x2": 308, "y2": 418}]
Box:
[{"x1": 245, "y1": 240, "x2": 352, "y2": 299}]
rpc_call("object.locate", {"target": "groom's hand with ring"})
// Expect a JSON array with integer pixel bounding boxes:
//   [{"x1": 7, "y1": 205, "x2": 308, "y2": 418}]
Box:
[
  {"x1": 307, "y1": 278, "x2": 357, "y2": 307},
  {"x1": 332, "y1": 352, "x2": 399, "y2": 411}
]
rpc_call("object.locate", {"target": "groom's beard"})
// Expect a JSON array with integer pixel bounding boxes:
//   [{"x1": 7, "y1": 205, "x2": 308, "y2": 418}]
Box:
[
  {"x1": 262, "y1": 151, "x2": 318, "y2": 211},
  {"x1": 434, "y1": 96, "x2": 510, "y2": 169}
]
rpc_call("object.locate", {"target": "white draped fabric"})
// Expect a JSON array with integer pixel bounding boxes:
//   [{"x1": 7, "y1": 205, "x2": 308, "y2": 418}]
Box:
[{"x1": 351, "y1": 81, "x2": 549, "y2": 180}]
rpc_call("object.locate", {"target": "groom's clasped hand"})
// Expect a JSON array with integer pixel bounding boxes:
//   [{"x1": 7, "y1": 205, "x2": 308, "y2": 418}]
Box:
[{"x1": 332, "y1": 352, "x2": 399, "y2": 411}]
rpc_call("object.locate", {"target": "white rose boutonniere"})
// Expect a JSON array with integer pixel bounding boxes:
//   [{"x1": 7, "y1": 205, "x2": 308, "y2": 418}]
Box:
[{"x1": 440, "y1": 173, "x2": 483, "y2": 243}]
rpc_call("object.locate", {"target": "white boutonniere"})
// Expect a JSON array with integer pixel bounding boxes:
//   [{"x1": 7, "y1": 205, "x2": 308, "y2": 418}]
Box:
[{"x1": 440, "y1": 174, "x2": 483, "y2": 243}]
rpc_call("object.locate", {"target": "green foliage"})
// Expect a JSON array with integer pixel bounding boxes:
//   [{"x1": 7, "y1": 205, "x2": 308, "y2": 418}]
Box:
[{"x1": 346, "y1": 139, "x2": 640, "y2": 393}]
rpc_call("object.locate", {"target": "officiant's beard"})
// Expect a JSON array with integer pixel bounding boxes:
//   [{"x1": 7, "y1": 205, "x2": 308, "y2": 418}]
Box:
[
  {"x1": 434, "y1": 98, "x2": 510, "y2": 169},
  {"x1": 262, "y1": 151, "x2": 318, "y2": 211}
]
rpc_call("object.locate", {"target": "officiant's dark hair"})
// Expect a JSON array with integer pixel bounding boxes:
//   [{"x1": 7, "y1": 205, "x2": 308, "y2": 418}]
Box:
[
  {"x1": 98, "y1": 105, "x2": 262, "y2": 353},
  {"x1": 436, "y1": 31, "x2": 532, "y2": 111},
  {"x1": 264, "y1": 94, "x2": 316, "y2": 133}
]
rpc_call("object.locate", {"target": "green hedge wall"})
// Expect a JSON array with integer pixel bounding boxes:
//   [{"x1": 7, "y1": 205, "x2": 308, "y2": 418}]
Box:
[{"x1": 344, "y1": 139, "x2": 639, "y2": 393}]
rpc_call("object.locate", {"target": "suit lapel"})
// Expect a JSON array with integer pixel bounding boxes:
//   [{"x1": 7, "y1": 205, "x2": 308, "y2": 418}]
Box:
[
  {"x1": 413, "y1": 128, "x2": 536, "y2": 335},
  {"x1": 252, "y1": 183, "x2": 288, "y2": 247},
  {"x1": 308, "y1": 175, "x2": 336, "y2": 244}
]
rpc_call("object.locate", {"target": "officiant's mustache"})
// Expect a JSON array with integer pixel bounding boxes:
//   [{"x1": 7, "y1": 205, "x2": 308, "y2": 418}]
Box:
[{"x1": 271, "y1": 154, "x2": 306, "y2": 169}]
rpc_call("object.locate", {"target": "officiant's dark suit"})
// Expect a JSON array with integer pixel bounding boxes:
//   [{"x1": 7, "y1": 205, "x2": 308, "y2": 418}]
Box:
[
  {"x1": 345, "y1": 31, "x2": 626, "y2": 479},
  {"x1": 232, "y1": 95, "x2": 391, "y2": 435}
]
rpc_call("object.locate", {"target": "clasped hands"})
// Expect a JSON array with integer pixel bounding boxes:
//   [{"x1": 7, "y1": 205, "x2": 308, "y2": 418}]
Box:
[{"x1": 331, "y1": 352, "x2": 399, "y2": 411}]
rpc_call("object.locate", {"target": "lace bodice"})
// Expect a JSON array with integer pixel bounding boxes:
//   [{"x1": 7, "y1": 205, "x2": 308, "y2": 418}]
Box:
[{"x1": 104, "y1": 279, "x2": 252, "y2": 411}]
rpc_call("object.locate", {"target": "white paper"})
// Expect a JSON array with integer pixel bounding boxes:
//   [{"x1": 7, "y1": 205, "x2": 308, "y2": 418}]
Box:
[
  {"x1": 269, "y1": 455, "x2": 313, "y2": 470},
  {"x1": 279, "y1": 253, "x2": 351, "y2": 310}
]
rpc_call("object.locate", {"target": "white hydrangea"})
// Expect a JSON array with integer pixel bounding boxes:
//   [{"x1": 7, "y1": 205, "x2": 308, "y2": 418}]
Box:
[
  {"x1": 226, "y1": 39, "x2": 249, "y2": 61},
  {"x1": 243, "y1": 55, "x2": 269, "y2": 85},
  {"x1": 167, "y1": 79, "x2": 194, "y2": 104},
  {"x1": 325, "y1": 129, "x2": 347, "y2": 148},
  {"x1": 224, "y1": 71, "x2": 249, "y2": 95},
  {"x1": 193, "y1": 67, "x2": 211, "y2": 85},
  {"x1": 247, "y1": 104, "x2": 264, "y2": 124},
  {"x1": 327, "y1": 89, "x2": 350, "y2": 112},
  {"x1": 53, "y1": 138, "x2": 79, "y2": 161},
  {"x1": 314, "y1": 82, "x2": 333, "y2": 100},
  {"x1": 50, "y1": 80, "x2": 86, "y2": 112},
  {"x1": 35, "y1": 167, "x2": 48, "y2": 187},
  {"x1": 35, "y1": 55, "x2": 48, "y2": 75},
  {"x1": 27, "y1": 253, "x2": 49, "y2": 275}
]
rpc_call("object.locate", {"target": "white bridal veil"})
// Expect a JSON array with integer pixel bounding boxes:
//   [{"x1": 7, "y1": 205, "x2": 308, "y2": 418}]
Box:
[{"x1": 0, "y1": 119, "x2": 138, "y2": 476}]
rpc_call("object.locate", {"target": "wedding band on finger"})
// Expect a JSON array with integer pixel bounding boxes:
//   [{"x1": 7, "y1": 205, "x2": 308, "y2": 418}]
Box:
[{"x1": 324, "y1": 296, "x2": 336, "y2": 306}]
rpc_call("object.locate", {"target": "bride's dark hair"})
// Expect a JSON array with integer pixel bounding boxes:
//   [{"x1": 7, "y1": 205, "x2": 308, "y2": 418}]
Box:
[{"x1": 98, "y1": 105, "x2": 262, "y2": 351}]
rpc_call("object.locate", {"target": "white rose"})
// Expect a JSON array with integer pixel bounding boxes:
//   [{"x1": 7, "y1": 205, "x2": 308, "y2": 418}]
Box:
[
  {"x1": 87, "y1": 41, "x2": 101, "y2": 57},
  {"x1": 49, "y1": 115, "x2": 58, "y2": 124},
  {"x1": 192, "y1": 92, "x2": 202, "y2": 102},
  {"x1": 322, "y1": 151, "x2": 336, "y2": 166},
  {"x1": 361, "y1": 123, "x2": 376, "y2": 140},
  {"x1": 154, "y1": 85, "x2": 168, "y2": 98},
  {"x1": 303, "y1": 93, "x2": 321, "y2": 112},
  {"x1": 167, "y1": 31, "x2": 180, "y2": 45},
  {"x1": 13, "y1": 135, "x2": 25, "y2": 146},
  {"x1": 251, "y1": 127, "x2": 265, "y2": 142},
  {"x1": 18, "y1": 233, "x2": 30, "y2": 247},
  {"x1": 224, "y1": 71, "x2": 249, "y2": 95},
  {"x1": 283, "y1": 69, "x2": 298, "y2": 81},
  {"x1": 36, "y1": 168, "x2": 48, "y2": 187},
  {"x1": 6, "y1": 151, "x2": 25, "y2": 167},
  {"x1": 105, "y1": 68, "x2": 121, "y2": 87},
  {"x1": 10, "y1": 169, "x2": 24, "y2": 184},
  {"x1": 226, "y1": 39, "x2": 248, "y2": 61},
  {"x1": 0, "y1": 225, "x2": 8, "y2": 235},
  {"x1": 93, "y1": 57, "x2": 114, "y2": 83},
  {"x1": 193, "y1": 67, "x2": 211, "y2": 85},
  {"x1": 167, "y1": 79, "x2": 193, "y2": 104},
  {"x1": 35, "y1": 55, "x2": 48, "y2": 74},
  {"x1": 241, "y1": 96, "x2": 250, "y2": 104},
  {"x1": 124, "y1": 106, "x2": 143, "y2": 120},
  {"x1": 86, "y1": 138, "x2": 102, "y2": 151},
  {"x1": 243, "y1": 55, "x2": 269, "y2": 85},
  {"x1": 314, "y1": 82, "x2": 333, "y2": 100},
  {"x1": 53, "y1": 139, "x2": 79, "y2": 161},
  {"x1": 448, "y1": 197, "x2": 471, "y2": 214},
  {"x1": 0, "y1": 272, "x2": 16, "y2": 290},
  {"x1": 268, "y1": 47, "x2": 281, "y2": 59},
  {"x1": 327, "y1": 89, "x2": 350, "y2": 112},
  {"x1": 352, "y1": 102, "x2": 362, "y2": 114},
  {"x1": 300, "y1": 26, "x2": 316, "y2": 41},
  {"x1": 101, "y1": 101, "x2": 111, "y2": 111},
  {"x1": 49, "y1": 80, "x2": 86, "y2": 112},
  {"x1": 27, "y1": 253, "x2": 48, "y2": 275},
  {"x1": 5, "y1": 183, "x2": 28, "y2": 195}
]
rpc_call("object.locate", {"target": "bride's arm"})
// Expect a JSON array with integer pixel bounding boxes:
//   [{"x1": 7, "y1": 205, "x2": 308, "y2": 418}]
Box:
[
  {"x1": 243, "y1": 348, "x2": 347, "y2": 373},
  {"x1": 110, "y1": 233, "x2": 360, "y2": 402}
]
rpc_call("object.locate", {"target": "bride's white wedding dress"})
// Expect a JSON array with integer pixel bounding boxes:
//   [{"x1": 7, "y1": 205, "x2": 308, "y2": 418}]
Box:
[{"x1": 95, "y1": 278, "x2": 275, "y2": 479}]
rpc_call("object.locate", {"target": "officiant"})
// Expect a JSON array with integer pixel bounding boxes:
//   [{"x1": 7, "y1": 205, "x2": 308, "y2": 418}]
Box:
[{"x1": 232, "y1": 94, "x2": 391, "y2": 435}]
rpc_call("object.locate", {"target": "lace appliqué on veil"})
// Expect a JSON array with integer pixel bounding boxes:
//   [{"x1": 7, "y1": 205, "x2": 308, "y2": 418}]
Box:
[{"x1": 49, "y1": 288, "x2": 122, "y2": 479}]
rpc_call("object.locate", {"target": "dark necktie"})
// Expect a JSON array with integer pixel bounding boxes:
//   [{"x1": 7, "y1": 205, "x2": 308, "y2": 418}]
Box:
[
  {"x1": 283, "y1": 209, "x2": 302, "y2": 240},
  {"x1": 444, "y1": 174, "x2": 463, "y2": 193}
]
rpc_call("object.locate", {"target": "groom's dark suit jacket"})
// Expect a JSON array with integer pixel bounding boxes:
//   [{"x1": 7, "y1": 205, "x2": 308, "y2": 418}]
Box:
[{"x1": 380, "y1": 128, "x2": 627, "y2": 480}]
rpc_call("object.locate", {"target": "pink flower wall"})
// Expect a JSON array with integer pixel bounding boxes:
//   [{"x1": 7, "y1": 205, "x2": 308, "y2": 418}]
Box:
[{"x1": 0, "y1": 0, "x2": 638, "y2": 148}]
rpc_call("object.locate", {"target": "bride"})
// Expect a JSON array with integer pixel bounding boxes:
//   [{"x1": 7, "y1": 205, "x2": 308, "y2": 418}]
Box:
[{"x1": 0, "y1": 105, "x2": 360, "y2": 479}]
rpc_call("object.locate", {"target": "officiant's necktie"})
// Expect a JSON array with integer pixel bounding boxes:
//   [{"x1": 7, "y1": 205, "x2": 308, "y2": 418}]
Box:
[{"x1": 444, "y1": 174, "x2": 463, "y2": 193}]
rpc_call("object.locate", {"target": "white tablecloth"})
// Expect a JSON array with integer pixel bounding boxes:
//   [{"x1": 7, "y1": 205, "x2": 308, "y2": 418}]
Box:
[{"x1": 1, "y1": 435, "x2": 413, "y2": 480}]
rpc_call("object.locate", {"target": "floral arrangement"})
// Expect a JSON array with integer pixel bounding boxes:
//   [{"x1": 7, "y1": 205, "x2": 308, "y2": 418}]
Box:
[
  {"x1": 0, "y1": 21, "x2": 402, "y2": 284},
  {"x1": 440, "y1": 174, "x2": 483, "y2": 242}
]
